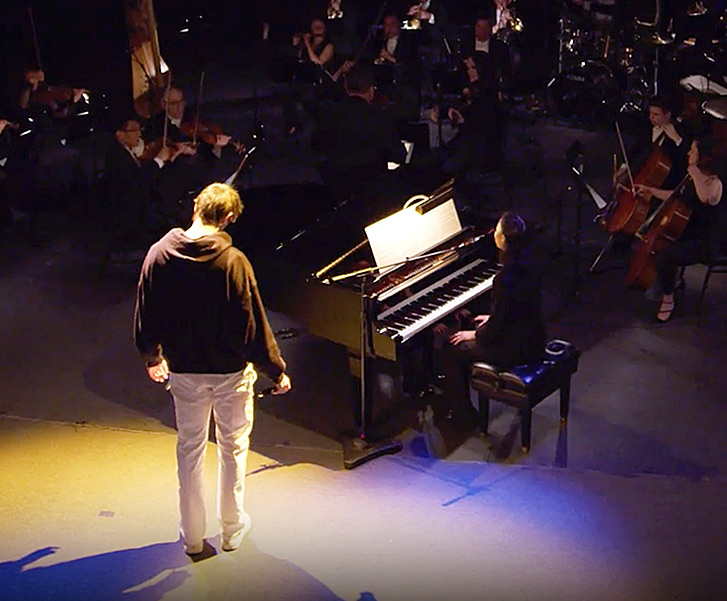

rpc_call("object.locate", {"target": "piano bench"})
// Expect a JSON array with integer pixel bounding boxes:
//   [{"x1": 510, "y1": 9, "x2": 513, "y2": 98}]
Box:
[{"x1": 470, "y1": 340, "x2": 581, "y2": 453}]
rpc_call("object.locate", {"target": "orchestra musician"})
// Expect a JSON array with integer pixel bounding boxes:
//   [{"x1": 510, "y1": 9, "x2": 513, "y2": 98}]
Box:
[
  {"x1": 373, "y1": 14, "x2": 418, "y2": 69},
  {"x1": 369, "y1": 14, "x2": 420, "y2": 113},
  {"x1": 322, "y1": 0, "x2": 361, "y2": 55},
  {"x1": 285, "y1": 17, "x2": 337, "y2": 135},
  {"x1": 616, "y1": 95, "x2": 691, "y2": 192},
  {"x1": 634, "y1": 134, "x2": 725, "y2": 322},
  {"x1": 404, "y1": 0, "x2": 448, "y2": 35},
  {"x1": 311, "y1": 65, "x2": 406, "y2": 209},
  {"x1": 438, "y1": 211, "x2": 546, "y2": 430},
  {"x1": 104, "y1": 115, "x2": 189, "y2": 259},
  {"x1": 148, "y1": 86, "x2": 249, "y2": 210},
  {"x1": 14, "y1": 67, "x2": 86, "y2": 239},
  {"x1": 292, "y1": 17, "x2": 335, "y2": 71},
  {"x1": 440, "y1": 14, "x2": 507, "y2": 177},
  {"x1": 151, "y1": 87, "x2": 242, "y2": 157},
  {"x1": 0, "y1": 117, "x2": 13, "y2": 231}
]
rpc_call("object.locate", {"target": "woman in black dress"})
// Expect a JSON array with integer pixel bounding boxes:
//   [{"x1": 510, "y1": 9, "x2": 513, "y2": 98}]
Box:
[
  {"x1": 441, "y1": 211, "x2": 546, "y2": 428},
  {"x1": 636, "y1": 134, "x2": 725, "y2": 322}
]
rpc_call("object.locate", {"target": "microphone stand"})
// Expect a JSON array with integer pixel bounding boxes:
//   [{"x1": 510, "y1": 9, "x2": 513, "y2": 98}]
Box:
[{"x1": 321, "y1": 234, "x2": 489, "y2": 469}]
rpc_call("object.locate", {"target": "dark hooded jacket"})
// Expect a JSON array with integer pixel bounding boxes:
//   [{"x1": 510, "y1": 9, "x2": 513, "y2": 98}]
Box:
[{"x1": 134, "y1": 228, "x2": 285, "y2": 380}]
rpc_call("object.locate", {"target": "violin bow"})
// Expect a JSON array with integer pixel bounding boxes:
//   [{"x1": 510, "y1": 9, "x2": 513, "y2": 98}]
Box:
[
  {"x1": 224, "y1": 145, "x2": 257, "y2": 186},
  {"x1": 162, "y1": 71, "x2": 172, "y2": 148},
  {"x1": 193, "y1": 70, "x2": 205, "y2": 146},
  {"x1": 615, "y1": 120, "x2": 637, "y2": 196},
  {"x1": 27, "y1": 8, "x2": 44, "y2": 73}
]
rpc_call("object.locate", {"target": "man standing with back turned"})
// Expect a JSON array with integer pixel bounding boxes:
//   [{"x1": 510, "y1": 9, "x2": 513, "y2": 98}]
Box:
[{"x1": 134, "y1": 182, "x2": 291, "y2": 556}]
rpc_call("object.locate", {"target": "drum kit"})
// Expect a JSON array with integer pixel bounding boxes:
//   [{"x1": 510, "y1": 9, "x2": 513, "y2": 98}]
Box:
[{"x1": 548, "y1": 0, "x2": 727, "y2": 124}]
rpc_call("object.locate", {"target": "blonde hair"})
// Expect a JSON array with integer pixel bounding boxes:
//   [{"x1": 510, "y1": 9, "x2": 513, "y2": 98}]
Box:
[{"x1": 193, "y1": 183, "x2": 243, "y2": 226}]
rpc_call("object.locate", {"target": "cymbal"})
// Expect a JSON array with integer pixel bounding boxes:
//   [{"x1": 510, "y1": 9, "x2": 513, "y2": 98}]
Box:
[{"x1": 703, "y1": 97, "x2": 727, "y2": 120}]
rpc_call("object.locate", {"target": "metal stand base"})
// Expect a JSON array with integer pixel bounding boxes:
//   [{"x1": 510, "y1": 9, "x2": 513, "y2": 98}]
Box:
[
  {"x1": 589, "y1": 234, "x2": 615, "y2": 274},
  {"x1": 342, "y1": 436, "x2": 403, "y2": 470}
]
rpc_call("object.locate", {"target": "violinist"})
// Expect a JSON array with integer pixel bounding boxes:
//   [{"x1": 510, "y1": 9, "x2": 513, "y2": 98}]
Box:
[
  {"x1": 14, "y1": 67, "x2": 86, "y2": 222},
  {"x1": 152, "y1": 87, "x2": 243, "y2": 157},
  {"x1": 635, "y1": 135, "x2": 725, "y2": 322},
  {"x1": 104, "y1": 116, "x2": 187, "y2": 258},
  {"x1": 18, "y1": 69, "x2": 87, "y2": 117}
]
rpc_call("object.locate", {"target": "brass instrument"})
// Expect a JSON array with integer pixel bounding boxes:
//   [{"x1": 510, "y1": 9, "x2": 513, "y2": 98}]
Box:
[
  {"x1": 494, "y1": 2, "x2": 524, "y2": 45},
  {"x1": 327, "y1": 0, "x2": 343, "y2": 20},
  {"x1": 403, "y1": 2, "x2": 424, "y2": 30}
]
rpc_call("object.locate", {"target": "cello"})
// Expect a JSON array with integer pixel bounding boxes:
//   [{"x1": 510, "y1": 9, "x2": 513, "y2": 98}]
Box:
[
  {"x1": 625, "y1": 173, "x2": 693, "y2": 290},
  {"x1": 598, "y1": 121, "x2": 672, "y2": 236}
]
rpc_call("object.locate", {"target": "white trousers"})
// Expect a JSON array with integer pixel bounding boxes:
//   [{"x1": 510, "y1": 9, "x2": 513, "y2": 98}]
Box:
[{"x1": 169, "y1": 364, "x2": 256, "y2": 546}]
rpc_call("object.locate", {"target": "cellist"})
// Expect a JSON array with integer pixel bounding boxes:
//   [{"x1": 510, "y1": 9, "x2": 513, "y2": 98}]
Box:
[
  {"x1": 635, "y1": 134, "x2": 725, "y2": 322},
  {"x1": 615, "y1": 94, "x2": 690, "y2": 192}
]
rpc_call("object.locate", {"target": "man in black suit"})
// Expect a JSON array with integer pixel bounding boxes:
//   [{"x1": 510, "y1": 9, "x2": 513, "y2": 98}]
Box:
[
  {"x1": 104, "y1": 115, "x2": 186, "y2": 256},
  {"x1": 370, "y1": 14, "x2": 420, "y2": 117},
  {"x1": 148, "y1": 87, "x2": 246, "y2": 212},
  {"x1": 441, "y1": 15, "x2": 508, "y2": 176},
  {"x1": 312, "y1": 66, "x2": 406, "y2": 214}
]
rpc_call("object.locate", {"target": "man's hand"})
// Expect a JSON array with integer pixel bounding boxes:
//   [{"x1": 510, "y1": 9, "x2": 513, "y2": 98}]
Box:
[
  {"x1": 171, "y1": 142, "x2": 197, "y2": 161},
  {"x1": 449, "y1": 330, "x2": 476, "y2": 345},
  {"x1": 146, "y1": 359, "x2": 169, "y2": 383},
  {"x1": 662, "y1": 122, "x2": 683, "y2": 145},
  {"x1": 25, "y1": 69, "x2": 45, "y2": 89},
  {"x1": 448, "y1": 107, "x2": 464, "y2": 125},
  {"x1": 272, "y1": 373, "x2": 291, "y2": 395},
  {"x1": 232, "y1": 140, "x2": 247, "y2": 154},
  {"x1": 72, "y1": 88, "x2": 87, "y2": 103}
]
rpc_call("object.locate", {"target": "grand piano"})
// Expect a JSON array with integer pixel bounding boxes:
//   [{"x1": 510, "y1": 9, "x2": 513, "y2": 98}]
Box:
[
  {"x1": 264, "y1": 180, "x2": 501, "y2": 467},
  {"x1": 270, "y1": 180, "x2": 500, "y2": 368}
]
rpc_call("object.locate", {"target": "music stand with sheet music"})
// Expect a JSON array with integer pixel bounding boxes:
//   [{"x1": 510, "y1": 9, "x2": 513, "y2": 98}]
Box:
[{"x1": 321, "y1": 194, "x2": 463, "y2": 468}]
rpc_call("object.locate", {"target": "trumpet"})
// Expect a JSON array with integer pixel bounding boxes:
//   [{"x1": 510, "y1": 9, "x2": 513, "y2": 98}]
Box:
[
  {"x1": 327, "y1": 0, "x2": 343, "y2": 20},
  {"x1": 494, "y1": 3, "x2": 524, "y2": 45},
  {"x1": 403, "y1": 2, "x2": 424, "y2": 30}
]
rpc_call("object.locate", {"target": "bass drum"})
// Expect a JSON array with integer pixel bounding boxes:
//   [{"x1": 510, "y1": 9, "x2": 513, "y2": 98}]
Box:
[{"x1": 546, "y1": 59, "x2": 621, "y2": 123}]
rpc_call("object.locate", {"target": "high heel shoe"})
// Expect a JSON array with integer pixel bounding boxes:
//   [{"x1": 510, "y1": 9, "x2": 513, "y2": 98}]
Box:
[{"x1": 656, "y1": 297, "x2": 675, "y2": 323}]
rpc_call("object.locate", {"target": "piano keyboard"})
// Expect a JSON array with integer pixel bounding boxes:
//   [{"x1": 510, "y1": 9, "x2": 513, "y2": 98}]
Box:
[{"x1": 375, "y1": 258, "x2": 500, "y2": 343}]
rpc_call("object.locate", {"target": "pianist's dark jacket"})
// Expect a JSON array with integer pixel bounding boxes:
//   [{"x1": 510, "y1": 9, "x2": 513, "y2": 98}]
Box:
[{"x1": 475, "y1": 247, "x2": 546, "y2": 367}]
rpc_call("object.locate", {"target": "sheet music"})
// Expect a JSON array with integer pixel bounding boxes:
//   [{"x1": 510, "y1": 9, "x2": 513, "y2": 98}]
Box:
[{"x1": 365, "y1": 198, "x2": 462, "y2": 271}]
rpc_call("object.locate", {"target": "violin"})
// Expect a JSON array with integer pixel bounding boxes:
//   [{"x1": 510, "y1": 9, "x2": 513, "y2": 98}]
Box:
[
  {"x1": 31, "y1": 85, "x2": 89, "y2": 107},
  {"x1": 178, "y1": 117, "x2": 246, "y2": 153}
]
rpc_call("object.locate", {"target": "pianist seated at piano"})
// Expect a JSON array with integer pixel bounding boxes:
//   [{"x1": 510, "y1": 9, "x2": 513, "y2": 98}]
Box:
[{"x1": 439, "y1": 211, "x2": 546, "y2": 430}]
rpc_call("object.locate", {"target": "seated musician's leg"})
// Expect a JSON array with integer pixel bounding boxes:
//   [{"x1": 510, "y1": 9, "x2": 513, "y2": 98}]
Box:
[
  {"x1": 655, "y1": 238, "x2": 707, "y2": 321},
  {"x1": 440, "y1": 340, "x2": 489, "y2": 430}
]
